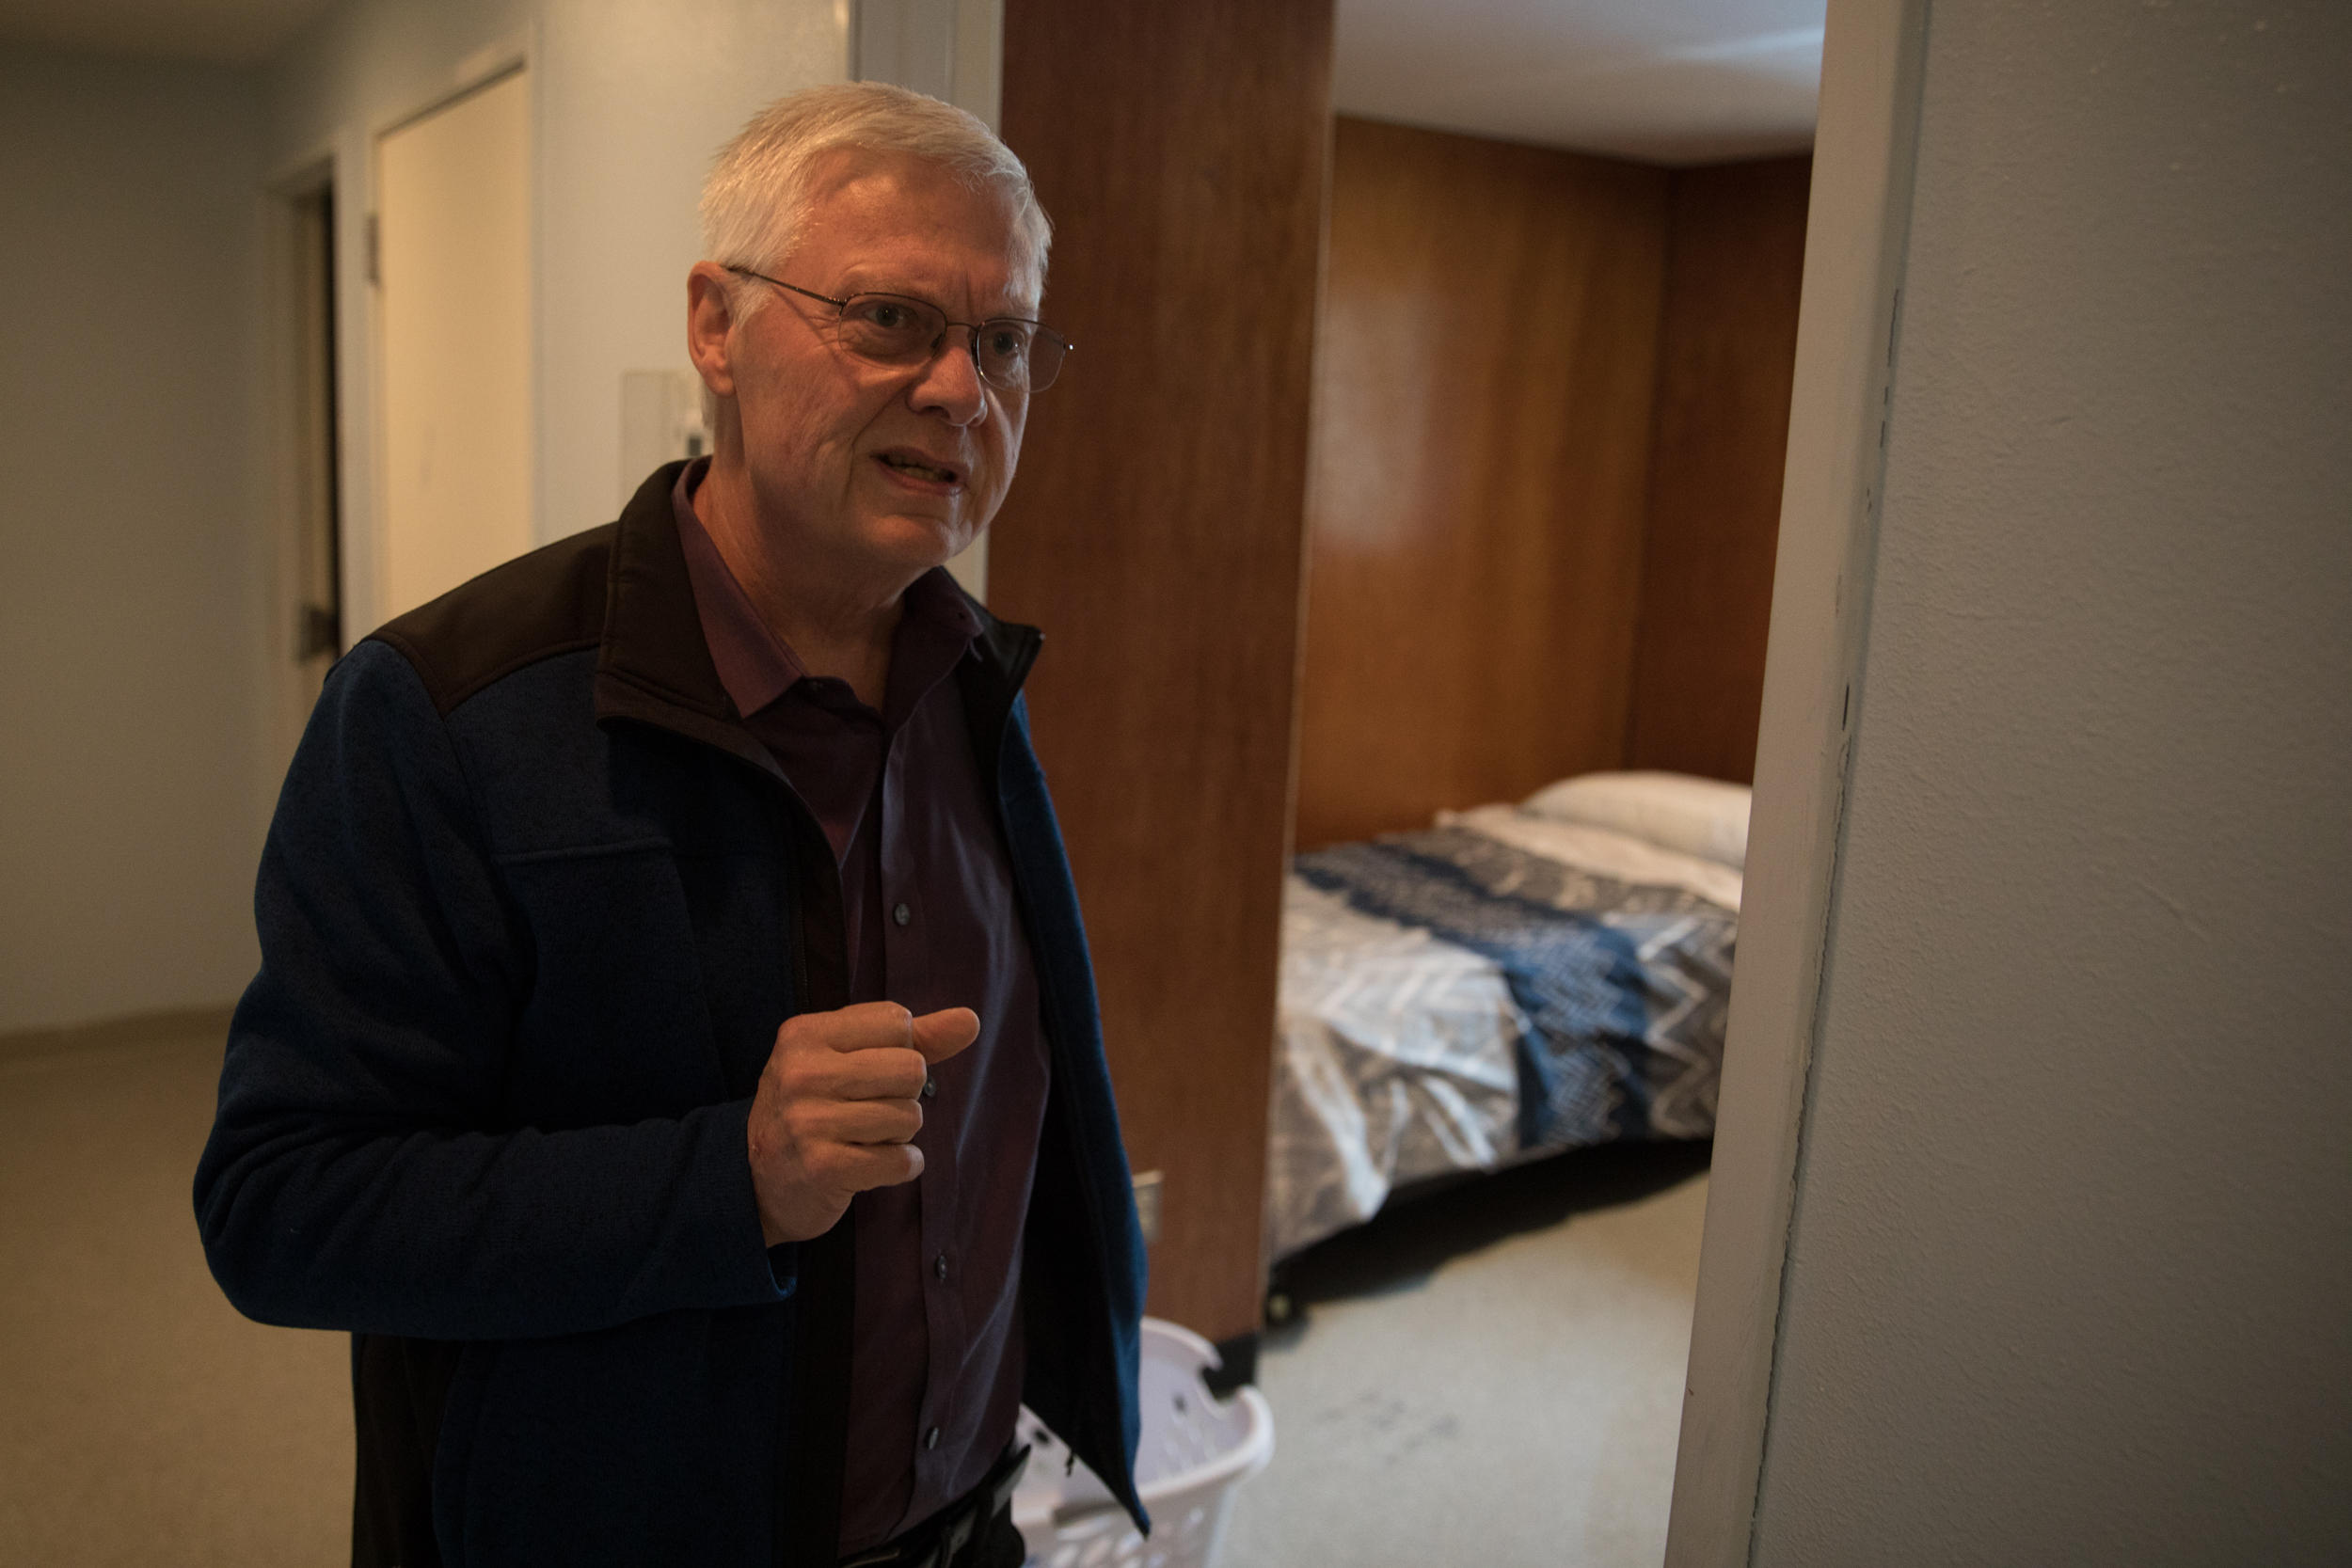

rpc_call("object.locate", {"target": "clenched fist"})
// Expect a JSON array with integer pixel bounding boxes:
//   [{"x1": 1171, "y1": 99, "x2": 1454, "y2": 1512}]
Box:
[{"x1": 746, "y1": 1002, "x2": 980, "y2": 1245}]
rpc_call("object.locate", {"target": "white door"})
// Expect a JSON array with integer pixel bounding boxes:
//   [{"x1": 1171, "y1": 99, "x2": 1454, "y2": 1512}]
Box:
[{"x1": 376, "y1": 68, "x2": 533, "y2": 623}]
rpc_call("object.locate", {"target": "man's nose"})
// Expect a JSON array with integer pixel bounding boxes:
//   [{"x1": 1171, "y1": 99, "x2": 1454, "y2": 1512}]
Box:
[{"x1": 911, "y1": 327, "x2": 990, "y2": 424}]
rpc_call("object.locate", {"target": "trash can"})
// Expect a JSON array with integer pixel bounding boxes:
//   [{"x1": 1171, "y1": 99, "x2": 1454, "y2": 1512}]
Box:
[{"x1": 1012, "y1": 1318, "x2": 1275, "y2": 1568}]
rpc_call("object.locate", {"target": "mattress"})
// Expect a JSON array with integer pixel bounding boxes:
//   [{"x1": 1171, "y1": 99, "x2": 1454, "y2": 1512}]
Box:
[{"x1": 1264, "y1": 804, "x2": 1740, "y2": 1261}]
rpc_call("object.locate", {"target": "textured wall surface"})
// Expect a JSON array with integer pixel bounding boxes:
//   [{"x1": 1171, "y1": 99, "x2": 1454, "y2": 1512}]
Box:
[
  {"x1": 1752, "y1": 3, "x2": 2351, "y2": 1562},
  {"x1": 0, "y1": 47, "x2": 268, "y2": 1032}
]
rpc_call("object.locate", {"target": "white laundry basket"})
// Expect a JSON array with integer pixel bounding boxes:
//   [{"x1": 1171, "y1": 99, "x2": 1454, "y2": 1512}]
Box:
[{"x1": 1012, "y1": 1318, "x2": 1274, "y2": 1568}]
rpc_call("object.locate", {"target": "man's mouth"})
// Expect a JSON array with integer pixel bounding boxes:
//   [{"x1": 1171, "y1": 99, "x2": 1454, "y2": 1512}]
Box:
[{"x1": 881, "y1": 453, "x2": 960, "y2": 484}]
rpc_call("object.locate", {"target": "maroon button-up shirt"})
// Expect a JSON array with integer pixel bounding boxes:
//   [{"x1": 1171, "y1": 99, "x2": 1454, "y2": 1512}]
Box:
[{"x1": 672, "y1": 462, "x2": 1050, "y2": 1553}]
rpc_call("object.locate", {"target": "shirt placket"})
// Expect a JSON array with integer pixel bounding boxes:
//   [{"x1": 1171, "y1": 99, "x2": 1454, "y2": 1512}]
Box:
[{"x1": 882, "y1": 728, "x2": 967, "y2": 1497}]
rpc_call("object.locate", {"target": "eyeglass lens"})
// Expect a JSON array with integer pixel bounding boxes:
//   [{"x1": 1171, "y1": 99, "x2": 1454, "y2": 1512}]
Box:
[{"x1": 835, "y1": 294, "x2": 1069, "y2": 392}]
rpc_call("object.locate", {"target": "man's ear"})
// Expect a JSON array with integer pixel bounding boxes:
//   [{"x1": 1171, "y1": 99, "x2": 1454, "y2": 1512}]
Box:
[{"x1": 686, "y1": 261, "x2": 739, "y2": 400}]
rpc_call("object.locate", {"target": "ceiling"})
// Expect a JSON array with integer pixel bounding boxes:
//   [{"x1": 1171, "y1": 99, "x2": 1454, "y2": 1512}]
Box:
[
  {"x1": 0, "y1": 0, "x2": 331, "y2": 63},
  {"x1": 0, "y1": 0, "x2": 1824, "y2": 162},
  {"x1": 1337, "y1": 0, "x2": 1822, "y2": 165}
]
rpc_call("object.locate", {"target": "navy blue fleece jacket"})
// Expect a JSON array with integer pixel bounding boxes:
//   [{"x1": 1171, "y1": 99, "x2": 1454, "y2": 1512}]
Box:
[{"x1": 193, "y1": 463, "x2": 1147, "y2": 1567}]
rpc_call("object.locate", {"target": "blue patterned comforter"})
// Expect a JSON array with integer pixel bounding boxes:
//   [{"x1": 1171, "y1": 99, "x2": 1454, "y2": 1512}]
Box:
[{"x1": 1268, "y1": 818, "x2": 1736, "y2": 1258}]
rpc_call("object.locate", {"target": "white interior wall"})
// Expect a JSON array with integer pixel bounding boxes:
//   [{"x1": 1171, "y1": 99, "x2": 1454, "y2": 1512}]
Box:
[
  {"x1": 532, "y1": 0, "x2": 847, "y2": 553},
  {"x1": 1747, "y1": 4, "x2": 2350, "y2": 1562},
  {"x1": 262, "y1": 0, "x2": 850, "y2": 636},
  {"x1": 0, "y1": 44, "x2": 269, "y2": 1034},
  {"x1": 0, "y1": 0, "x2": 850, "y2": 1033}
]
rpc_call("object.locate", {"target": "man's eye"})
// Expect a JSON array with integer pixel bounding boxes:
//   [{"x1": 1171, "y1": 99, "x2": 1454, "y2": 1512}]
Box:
[
  {"x1": 845, "y1": 297, "x2": 935, "y2": 337},
  {"x1": 981, "y1": 325, "x2": 1030, "y2": 361}
]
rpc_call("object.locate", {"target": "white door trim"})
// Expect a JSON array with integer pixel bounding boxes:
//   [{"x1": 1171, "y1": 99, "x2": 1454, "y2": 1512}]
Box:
[{"x1": 1663, "y1": 3, "x2": 1931, "y2": 1561}]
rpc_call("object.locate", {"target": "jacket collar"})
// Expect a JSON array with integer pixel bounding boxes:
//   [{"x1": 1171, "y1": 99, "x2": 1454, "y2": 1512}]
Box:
[{"x1": 592, "y1": 461, "x2": 1041, "y2": 770}]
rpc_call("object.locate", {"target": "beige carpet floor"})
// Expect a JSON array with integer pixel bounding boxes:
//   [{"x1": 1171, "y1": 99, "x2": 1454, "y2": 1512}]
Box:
[
  {"x1": 2, "y1": 1022, "x2": 1706, "y2": 1568},
  {"x1": 1, "y1": 1026, "x2": 350, "y2": 1567},
  {"x1": 1218, "y1": 1140, "x2": 1711, "y2": 1568}
]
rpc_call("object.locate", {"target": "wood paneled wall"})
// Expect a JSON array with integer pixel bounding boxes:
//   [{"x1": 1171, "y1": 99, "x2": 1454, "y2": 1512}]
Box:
[
  {"x1": 1293, "y1": 132, "x2": 1812, "y2": 849},
  {"x1": 1292, "y1": 119, "x2": 1672, "y2": 850},
  {"x1": 1627, "y1": 155, "x2": 1814, "y2": 784},
  {"x1": 993, "y1": 0, "x2": 1332, "y2": 1341}
]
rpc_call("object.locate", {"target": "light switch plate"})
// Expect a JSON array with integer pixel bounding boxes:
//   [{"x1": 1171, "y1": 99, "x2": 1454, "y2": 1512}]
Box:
[{"x1": 1131, "y1": 1168, "x2": 1163, "y2": 1246}]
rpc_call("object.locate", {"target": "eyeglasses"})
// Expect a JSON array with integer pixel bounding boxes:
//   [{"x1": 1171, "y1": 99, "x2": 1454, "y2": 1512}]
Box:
[{"x1": 726, "y1": 267, "x2": 1073, "y2": 394}]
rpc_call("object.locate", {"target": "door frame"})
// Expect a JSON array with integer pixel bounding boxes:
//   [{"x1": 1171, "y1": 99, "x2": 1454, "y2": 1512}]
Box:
[
  {"x1": 257, "y1": 147, "x2": 347, "y2": 781},
  {"x1": 1663, "y1": 2, "x2": 1930, "y2": 1561}
]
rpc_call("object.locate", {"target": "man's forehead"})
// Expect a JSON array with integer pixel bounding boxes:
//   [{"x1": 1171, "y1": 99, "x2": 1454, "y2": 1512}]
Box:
[
  {"x1": 802, "y1": 150, "x2": 1028, "y2": 256},
  {"x1": 778, "y1": 150, "x2": 1038, "y2": 309}
]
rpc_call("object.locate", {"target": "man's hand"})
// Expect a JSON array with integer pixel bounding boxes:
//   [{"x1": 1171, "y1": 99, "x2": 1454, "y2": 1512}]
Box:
[{"x1": 746, "y1": 1002, "x2": 979, "y2": 1246}]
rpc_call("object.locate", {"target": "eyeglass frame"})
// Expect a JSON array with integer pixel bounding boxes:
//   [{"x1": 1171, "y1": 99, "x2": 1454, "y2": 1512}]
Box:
[{"x1": 723, "y1": 266, "x2": 1074, "y2": 394}]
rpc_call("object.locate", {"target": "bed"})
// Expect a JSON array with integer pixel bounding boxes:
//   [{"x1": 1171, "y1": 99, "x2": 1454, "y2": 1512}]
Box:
[{"x1": 1264, "y1": 771, "x2": 1751, "y2": 1262}]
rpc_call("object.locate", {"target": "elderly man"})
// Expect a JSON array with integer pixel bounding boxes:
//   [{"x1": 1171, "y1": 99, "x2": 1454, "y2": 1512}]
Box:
[{"x1": 196, "y1": 84, "x2": 1146, "y2": 1568}]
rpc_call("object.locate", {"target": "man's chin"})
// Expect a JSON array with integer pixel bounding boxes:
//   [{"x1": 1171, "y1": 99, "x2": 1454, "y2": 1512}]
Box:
[{"x1": 872, "y1": 514, "x2": 980, "y2": 572}]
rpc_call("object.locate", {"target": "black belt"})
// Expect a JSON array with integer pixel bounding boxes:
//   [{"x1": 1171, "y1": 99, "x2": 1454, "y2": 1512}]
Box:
[{"x1": 838, "y1": 1443, "x2": 1031, "y2": 1568}]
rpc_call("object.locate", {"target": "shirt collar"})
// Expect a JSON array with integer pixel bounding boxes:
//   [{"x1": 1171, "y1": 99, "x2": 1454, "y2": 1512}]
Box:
[{"x1": 669, "y1": 456, "x2": 984, "y2": 724}]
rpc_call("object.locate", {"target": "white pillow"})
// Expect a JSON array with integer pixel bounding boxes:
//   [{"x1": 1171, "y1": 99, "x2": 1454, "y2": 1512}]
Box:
[{"x1": 1518, "y1": 771, "x2": 1752, "y2": 869}]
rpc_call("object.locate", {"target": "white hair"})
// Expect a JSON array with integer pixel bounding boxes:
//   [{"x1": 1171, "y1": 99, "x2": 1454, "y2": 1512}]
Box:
[{"x1": 700, "y1": 81, "x2": 1051, "y2": 321}]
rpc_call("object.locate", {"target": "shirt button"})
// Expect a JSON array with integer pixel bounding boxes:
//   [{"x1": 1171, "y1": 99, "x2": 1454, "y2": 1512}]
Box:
[
  {"x1": 933, "y1": 1253, "x2": 949, "y2": 1282},
  {"x1": 922, "y1": 1075, "x2": 937, "y2": 1101},
  {"x1": 893, "y1": 902, "x2": 912, "y2": 927},
  {"x1": 925, "y1": 1427, "x2": 941, "y2": 1450}
]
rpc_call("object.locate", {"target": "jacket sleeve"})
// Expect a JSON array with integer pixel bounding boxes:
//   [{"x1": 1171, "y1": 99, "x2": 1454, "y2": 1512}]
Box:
[{"x1": 194, "y1": 640, "x2": 791, "y2": 1339}]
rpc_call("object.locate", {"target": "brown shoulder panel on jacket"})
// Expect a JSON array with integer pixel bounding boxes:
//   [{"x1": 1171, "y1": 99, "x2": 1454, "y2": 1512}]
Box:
[{"x1": 370, "y1": 524, "x2": 616, "y2": 717}]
